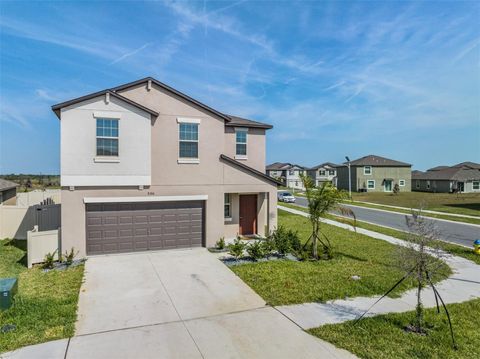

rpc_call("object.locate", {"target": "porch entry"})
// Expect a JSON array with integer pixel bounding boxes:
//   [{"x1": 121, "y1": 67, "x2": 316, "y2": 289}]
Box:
[
  {"x1": 239, "y1": 194, "x2": 257, "y2": 235},
  {"x1": 384, "y1": 179, "x2": 393, "y2": 192}
]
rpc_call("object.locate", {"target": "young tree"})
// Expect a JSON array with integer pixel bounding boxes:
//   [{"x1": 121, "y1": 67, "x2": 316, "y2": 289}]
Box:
[
  {"x1": 398, "y1": 209, "x2": 445, "y2": 333},
  {"x1": 300, "y1": 174, "x2": 355, "y2": 259}
]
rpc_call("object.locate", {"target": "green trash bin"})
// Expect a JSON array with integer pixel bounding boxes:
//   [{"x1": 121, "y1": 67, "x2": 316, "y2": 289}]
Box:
[{"x1": 0, "y1": 278, "x2": 18, "y2": 311}]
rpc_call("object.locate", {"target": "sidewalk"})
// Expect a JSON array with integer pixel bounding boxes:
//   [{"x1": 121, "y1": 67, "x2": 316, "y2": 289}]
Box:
[{"x1": 276, "y1": 205, "x2": 480, "y2": 329}]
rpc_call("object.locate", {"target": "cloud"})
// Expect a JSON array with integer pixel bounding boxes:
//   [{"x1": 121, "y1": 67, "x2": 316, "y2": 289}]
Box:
[
  {"x1": 110, "y1": 42, "x2": 152, "y2": 65},
  {"x1": 35, "y1": 89, "x2": 60, "y2": 102}
]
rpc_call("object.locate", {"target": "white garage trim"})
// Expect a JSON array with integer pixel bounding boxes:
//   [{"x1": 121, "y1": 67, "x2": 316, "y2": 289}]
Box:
[{"x1": 83, "y1": 195, "x2": 208, "y2": 203}]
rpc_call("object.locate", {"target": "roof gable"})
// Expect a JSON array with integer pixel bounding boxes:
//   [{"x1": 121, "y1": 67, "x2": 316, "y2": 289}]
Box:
[{"x1": 346, "y1": 155, "x2": 411, "y2": 167}]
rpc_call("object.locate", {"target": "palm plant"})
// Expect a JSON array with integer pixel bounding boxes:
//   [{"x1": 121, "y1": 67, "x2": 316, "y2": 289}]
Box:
[{"x1": 300, "y1": 174, "x2": 355, "y2": 259}]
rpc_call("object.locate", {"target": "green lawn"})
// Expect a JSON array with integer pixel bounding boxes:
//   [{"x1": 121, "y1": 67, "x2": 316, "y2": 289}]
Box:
[
  {"x1": 279, "y1": 202, "x2": 480, "y2": 265},
  {"x1": 351, "y1": 192, "x2": 480, "y2": 217},
  {"x1": 0, "y1": 239, "x2": 84, "y2": 353},
  {"x1": 230, "y1": 210, "x2": 451, "y2": 306},
  {"x1": 309, "y1": 298, "x2": 480, "y2": 359}
]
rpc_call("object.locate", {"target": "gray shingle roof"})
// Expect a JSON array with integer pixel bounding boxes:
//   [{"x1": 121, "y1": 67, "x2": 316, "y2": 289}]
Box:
[
  {"x1": 0, "y1": 179, "x2": 19, "y2": 191},
  {"x1": 309, "y1": 162, "x2": 340, "y2": 170},
  {"x1": 346, "y1": 155, "x2": 411, "y2": 167},
  {"x1": 266, "y1": 162, "x2": 304, "y2": 170},
  {"x1": 413, "y1": 167, "x2": 480, "y2": 181},
  {"x1": 225, "y1": 115, "x2": 273, "y2": 129}
]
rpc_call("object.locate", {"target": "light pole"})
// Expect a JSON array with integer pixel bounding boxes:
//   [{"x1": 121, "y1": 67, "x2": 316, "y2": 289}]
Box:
[{"x1": 345, "y1": 156, "x2": 351, "y2": 199}]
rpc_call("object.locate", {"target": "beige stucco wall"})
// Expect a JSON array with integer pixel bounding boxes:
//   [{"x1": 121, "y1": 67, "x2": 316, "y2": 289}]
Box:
[
  {"x1": 60, "y1": 82, "x2": 277, "y2": 257},
  {"x1": 223, "y1": 127, "x2": 266, "y2": 172},
  {"x1": 61, "y1": 163, "x2": 277, "y2": 257}
]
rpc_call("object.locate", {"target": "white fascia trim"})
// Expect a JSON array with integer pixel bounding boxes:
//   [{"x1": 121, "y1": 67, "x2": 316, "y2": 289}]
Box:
[
  {"x1": 93, "y1": 111, "x2": 122, "y2": 119},
  {"x1": 84, "y1": 195, "x2": 208, "y2": 203},
  {"x1": 177, "y1": 117, "x2": 201, "y2": 124},
  {"x1": 178, "y1": 158, "x2": 200, "y2": 164},
  {"x1": 61, "y1": 175, "x2": 150, "y2": 186}
]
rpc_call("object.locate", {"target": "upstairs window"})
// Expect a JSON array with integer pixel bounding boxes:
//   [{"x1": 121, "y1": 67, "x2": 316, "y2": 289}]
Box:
[
  {"x1": 319, "y1": 170, "x2": 326, "y2": 176},
  {"x1": 235, "y1": 129, "x2": 247, "y2": 157},
  {"x1": 329, "y1": 170, "x2": 335, "y2": 176},
  {"x1": 399, "y1": 179, "x2": 406, "y2": 186},
  {"x1": 179, "y1": 123, "x2": 199, "y2": 158},
  {"x1": 364, "y1": 166, "x2": 372, "y2": 175},
  {"x1": 96, "y1": 118, "x2": 119, "y2": 156}
]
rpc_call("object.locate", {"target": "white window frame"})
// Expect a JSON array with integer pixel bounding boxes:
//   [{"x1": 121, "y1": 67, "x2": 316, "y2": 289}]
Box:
[
  {"x1": 288, "y1": 170, "x2": 294, "y2": 175},
  {"x1": 399, "y1": 179, "x2": 405, "y2": 187},
  {"x1": 234, "y1": 128, "x2": 248, "y2": 160},
  {"x1": 473, "y1": 181, "x2": 480, "y2": 190},
  {"x1": 319, "y1": 169, "x2": 326, "y2": 176},
  {"x1": 177, "y1": 118, "x2": 200, "y2": 164},
  {"x1": 329, "y1": 170, "x2": 335, "y2": 176},
  {"x1": 224, "y1": 193, "x2": 232, "y2": 220},
  {"x1": 364, "y1": 166, "x2": 372, "y2": 175},
  {"x1": 367, "y1": 180, "x2": 375, "y2": 189},
  {"x1": 95, "y1": 117, "x2": 119, "y2": 159}
]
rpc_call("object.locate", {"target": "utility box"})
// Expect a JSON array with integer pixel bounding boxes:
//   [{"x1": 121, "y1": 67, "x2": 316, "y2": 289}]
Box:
[{"x1": 0, "y1": 278, "x2": 18, "y2": 311}]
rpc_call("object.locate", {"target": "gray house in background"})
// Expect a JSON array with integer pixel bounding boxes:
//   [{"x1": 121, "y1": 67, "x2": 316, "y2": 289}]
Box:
[
  {"x1": 0, "y1": 179, "x2": 18, "y2": 205},
  {"x1": 266, "y1": 162, "x2": 306, "y2": 190},
  {"x1": 307, "y1": 162, "x2": 339, "y2": 187},
  {"x1": 337, "y1": 155, "x2": 412, "y2": 192},
  {"x1": 412, "y1": 162, "x2": 480, "y2": 193}
]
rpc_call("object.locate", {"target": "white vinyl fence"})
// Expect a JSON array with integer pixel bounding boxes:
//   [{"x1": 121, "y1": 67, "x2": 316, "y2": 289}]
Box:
[
  {"x1": 27, "y1": 226, "x2": 60, "y2": 268},
  {"x1": 16, "y1": 189, "x2": 61, "y2": 206}
]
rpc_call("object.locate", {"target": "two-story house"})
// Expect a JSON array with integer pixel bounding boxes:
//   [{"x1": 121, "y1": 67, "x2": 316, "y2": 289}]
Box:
[
  {"x1": 266, "y1": 162, "x2": 306, "y2": 190},
  {"x1": 336, "y1": 155, "x2": 411, "y2": 192},
  {"x1": 52, "y1": 77, "x2": 280, "y2": 257},
  {"x1": 307, "y1": 162, "x2": 339, "y2": 187}
]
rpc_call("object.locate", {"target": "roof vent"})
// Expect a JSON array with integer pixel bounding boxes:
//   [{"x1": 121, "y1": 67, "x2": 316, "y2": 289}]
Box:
[
  {"x1": 105, "y1": 92, "x2": 110, "y2": 104},
  {"x1": 147, "y1": 80, "x2": 152, "y2": 91}
]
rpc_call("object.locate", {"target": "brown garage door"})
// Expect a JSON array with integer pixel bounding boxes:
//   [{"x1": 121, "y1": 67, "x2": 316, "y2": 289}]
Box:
[{"x1": 85, "y1": 201, "x2": 204, "y2": 255}]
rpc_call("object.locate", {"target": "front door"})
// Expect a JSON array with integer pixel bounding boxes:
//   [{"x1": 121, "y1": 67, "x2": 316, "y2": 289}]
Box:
[
  {"x1": 239, "y1": 195, "x2": 257, "y2": 235},
  {"x1": 384, "y1": 180, "x2": 392, "y2": 192},
  {"x1": 458, "y1": 182, "x2": 465, "y2": 192}
]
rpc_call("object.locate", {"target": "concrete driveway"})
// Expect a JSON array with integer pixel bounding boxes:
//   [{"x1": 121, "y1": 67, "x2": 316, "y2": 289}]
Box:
[{"x1": 3, "y1": 248, "x2": 354, "y2": 359}]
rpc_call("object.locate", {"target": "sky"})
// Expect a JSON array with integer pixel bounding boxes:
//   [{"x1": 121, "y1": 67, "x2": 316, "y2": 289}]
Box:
[{"x1": 0, "y1": 0, "x2": 479, "y2": 174}]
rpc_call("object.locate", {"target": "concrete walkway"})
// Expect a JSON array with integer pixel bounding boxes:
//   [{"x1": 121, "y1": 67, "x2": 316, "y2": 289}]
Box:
[
  {"x1": 277, "y1": 205, "x2": 480, "y2": 329},
  {"x1": 2, "y1": 248, "x2": 355, "y2": 359}
]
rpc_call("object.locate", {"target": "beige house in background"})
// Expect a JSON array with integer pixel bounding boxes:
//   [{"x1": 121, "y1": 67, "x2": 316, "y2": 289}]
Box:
[
  {"x1": 52, "y1": 77, "x2": 279, "y2": 257},
  {"x1": 337, "y1": 155, "x2": 412, "y2": 192}
]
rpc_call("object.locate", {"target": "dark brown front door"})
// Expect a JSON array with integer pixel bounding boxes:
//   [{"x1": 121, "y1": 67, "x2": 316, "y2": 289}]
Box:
[{"x1": 239, "y1": 195, "x2": 257, "y2": 235}]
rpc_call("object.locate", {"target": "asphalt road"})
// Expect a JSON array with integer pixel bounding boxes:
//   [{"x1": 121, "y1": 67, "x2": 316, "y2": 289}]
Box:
[{"x1": 289, "y1": 196, "x2": 479, "y2": 247}]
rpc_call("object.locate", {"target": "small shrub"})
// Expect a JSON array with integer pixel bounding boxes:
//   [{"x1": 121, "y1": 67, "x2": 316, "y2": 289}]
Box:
[
  {"x1": 43, "y1": 250, "x2": 57, "y2": 269},
  {"x1": 64, "y1": 247, "x2": 78, "y2": 266},
  {"x1": 215, "y1": 237, "x2": 226, "y2": 250},
  {"x1": 228, "y1": 237, "x2": 246, "y2": 260},
  {"x1": 260, "y1": 237, "x2": 275, "y2": 258},
  {"x1": 246, "y1": 241, "x2": 264, "y2": 261},
  {"x1": 270, "y1": 226, "x2": 300, "y2": 255}
]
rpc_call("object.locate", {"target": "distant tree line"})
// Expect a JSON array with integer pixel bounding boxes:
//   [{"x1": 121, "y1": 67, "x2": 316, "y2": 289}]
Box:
[{"x1": 0, "y1": 174, "x2": 60, "y2": 191}]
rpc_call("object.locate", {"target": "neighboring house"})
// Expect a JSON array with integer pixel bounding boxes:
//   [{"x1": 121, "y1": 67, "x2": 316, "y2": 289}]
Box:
[
  {"x1": 52, "y1": 77, "x2": 280, "y2": 257},
  {"x1": 266, "y1": 162, "x2": 306, "y2": 190},
  {"x1": 412, "y1": 162, "x2": 480, "y2": 193},
  {"x1": 0, "y1": 179, "x2": 18, "y2": 205},
  {"x1": 307, "y1": 162, "x2": 339, "y2": 187},
  {"x1": 337, "y1": 155, "x2": 412, "y2": 192}
]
